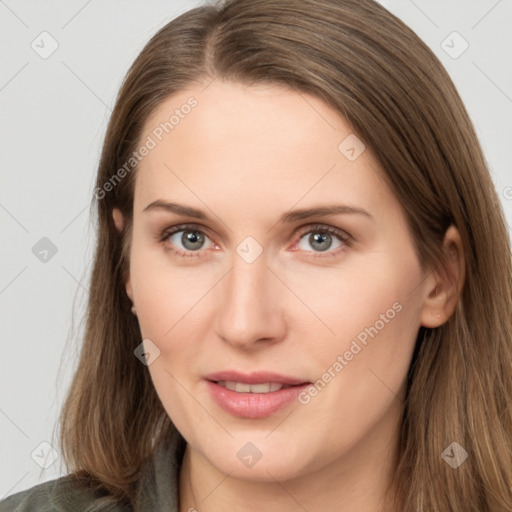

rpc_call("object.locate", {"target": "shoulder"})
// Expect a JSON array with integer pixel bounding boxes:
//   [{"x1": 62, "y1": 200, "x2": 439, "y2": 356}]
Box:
[
  {"x1": 0, "y1": 431, "x2": 185, "y2": 512},
  {"x1": 0, "y1": 475, "x2": 129, "y2": 512}
]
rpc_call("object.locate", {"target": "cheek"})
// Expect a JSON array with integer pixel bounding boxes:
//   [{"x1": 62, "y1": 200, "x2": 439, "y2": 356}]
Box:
[
  {"x1": 282, "y1": 249, "x2": 424, "y2": 400},
  {"x1": 284, "y1": 251, "x2": 421, "y2": 343},
  {"x1": 130, "y1": 242, "x2": 220, "y2": 343}
]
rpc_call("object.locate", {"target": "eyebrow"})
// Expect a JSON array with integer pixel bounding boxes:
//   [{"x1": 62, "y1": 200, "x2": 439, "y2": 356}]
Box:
[{"x1": 143, "y1": 200, "x2": 373, "y2": 223}]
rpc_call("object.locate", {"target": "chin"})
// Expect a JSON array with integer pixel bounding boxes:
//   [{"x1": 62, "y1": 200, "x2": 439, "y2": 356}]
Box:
[{"x1": 188, "y1": 430, "x2": 323, "y2": 483}]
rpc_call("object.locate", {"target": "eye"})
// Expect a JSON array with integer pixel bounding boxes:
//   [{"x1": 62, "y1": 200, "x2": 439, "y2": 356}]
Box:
[
  {"x1": 294, "y1": 224, "x2": 353, "y2": 258},
  {"x1": 158, "y1": 223, "x2": 353, "y2": 259},
  {"x1": 158, "y1": 224, "x2": 216, "y2": 258}
]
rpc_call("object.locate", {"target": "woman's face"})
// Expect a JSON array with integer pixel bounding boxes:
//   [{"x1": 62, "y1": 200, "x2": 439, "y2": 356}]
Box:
[{"x1": 114, "y1": 80, "x2": 439, "y2": 482}]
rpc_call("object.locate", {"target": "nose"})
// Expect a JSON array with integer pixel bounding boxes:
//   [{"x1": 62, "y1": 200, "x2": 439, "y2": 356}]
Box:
[{"x1": 214, "y1": 251, "x2": 287, "y2": 350}]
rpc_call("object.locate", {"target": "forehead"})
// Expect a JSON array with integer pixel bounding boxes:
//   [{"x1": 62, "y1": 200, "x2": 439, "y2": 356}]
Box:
[{"x1": 133, "y1": 80, "x2": 393, "y2": 221}]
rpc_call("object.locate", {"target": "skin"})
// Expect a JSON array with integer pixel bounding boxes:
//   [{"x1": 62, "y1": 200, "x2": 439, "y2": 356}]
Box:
[{"x1": 113, "y1": 79, "x2": 465, "y2": 512}]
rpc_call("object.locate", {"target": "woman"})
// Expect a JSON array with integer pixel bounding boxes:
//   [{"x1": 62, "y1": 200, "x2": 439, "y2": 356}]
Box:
[{"x1": 2, "y1": 0, "x2": 511, "y2": 510}]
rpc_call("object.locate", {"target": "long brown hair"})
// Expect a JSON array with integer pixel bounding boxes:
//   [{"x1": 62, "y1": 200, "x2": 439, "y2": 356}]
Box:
[{"x1": 57, "y1": 0, "x2": 512, "y2": 510}]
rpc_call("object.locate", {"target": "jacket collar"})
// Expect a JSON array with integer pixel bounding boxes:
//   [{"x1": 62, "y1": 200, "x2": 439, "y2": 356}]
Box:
[{"x1": 135, "y1": 429, "x2": 187, "y2": 511}]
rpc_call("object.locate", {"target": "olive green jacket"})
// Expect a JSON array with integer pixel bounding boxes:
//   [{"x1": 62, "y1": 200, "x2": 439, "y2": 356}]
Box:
[{"x1": 0, "y1": 433, "x2": 186, "y2": 512}]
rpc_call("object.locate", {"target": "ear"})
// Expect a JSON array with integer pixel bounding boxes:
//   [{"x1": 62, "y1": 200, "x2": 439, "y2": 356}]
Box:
[
  {"x1": 112, "y1": 208, "x2": 134, "y2": 302},
  {"x1": 112, "y1": 207, "x2": 124, "y2": 232},
  {"x1": 420, "y1": 225, "x2": 465, "y2": 328}
]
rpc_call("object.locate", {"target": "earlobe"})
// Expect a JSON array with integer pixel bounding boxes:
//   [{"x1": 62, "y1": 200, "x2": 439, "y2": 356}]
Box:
[
  {"x1": 112, "y1": 208, "x2": 125, "y2": 232},
  {"x1": 125, "y1": 276, "x2": 134, "y2": 302},
  {"x1": 125, "y1": 275, "x2": 137, "y2": 315},
  {"x1": 420, "y1": 225, "x2": 465, "y2": 328}
]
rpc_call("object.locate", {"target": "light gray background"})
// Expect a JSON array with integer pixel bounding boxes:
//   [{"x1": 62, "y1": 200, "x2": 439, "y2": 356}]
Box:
[{"x1": 1, "y1": 0, "x2": 511, "y2": 498}]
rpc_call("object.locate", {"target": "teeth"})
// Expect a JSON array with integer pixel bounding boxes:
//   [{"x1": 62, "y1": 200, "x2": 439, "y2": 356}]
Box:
[
  {"x1": 224, "y1": 381, "x2": 237, "y2": 391},
  {"x1": 235, "y1": 382, "x2": 251, "y2": 393},
  {"x1": 217, "y1": 381, "x2": 286, "y2": 393}
]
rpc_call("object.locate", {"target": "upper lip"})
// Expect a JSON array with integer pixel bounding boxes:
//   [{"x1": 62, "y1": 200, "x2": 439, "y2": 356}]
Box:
[{"x1": 204, "y1": 370, "x2": 309, "y2": 386}]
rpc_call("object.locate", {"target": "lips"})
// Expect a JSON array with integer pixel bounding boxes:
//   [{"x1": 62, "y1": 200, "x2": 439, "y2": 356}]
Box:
[{"x1": 204, "y1": 370, "x2": 311, "y2": 418}]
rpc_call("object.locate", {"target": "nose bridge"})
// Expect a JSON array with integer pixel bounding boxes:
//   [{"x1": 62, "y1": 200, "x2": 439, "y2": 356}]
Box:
[
  {"x1": 225, "y1": 252, "x2": 273, "y2": 319},
  {"x1": 214, "y1": 248, "x2": 285, "y2": 347}
]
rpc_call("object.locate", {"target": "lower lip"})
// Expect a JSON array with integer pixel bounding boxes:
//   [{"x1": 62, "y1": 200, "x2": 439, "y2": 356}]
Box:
[{"x1": 205, "y1": 380, "x2": 310, "y2": 419}]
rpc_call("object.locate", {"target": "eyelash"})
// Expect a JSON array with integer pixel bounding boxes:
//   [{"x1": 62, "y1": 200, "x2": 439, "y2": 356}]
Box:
[{"x1": 157, "y1": 223, "x2": 353, "y2": 259}]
